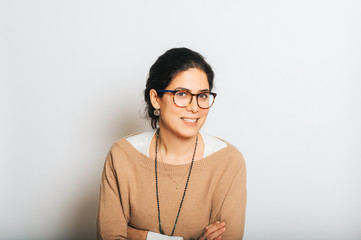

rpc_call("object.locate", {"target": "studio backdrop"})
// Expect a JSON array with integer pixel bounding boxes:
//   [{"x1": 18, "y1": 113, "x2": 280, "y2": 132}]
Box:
[{"x1": 1, "y1": 1, "x2": 360, "y2": 239}]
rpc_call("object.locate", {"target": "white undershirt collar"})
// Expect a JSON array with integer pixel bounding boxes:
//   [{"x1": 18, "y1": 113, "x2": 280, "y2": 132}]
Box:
[{"x1": 126, "y1": 129, "x2": 227, "y2": 158}]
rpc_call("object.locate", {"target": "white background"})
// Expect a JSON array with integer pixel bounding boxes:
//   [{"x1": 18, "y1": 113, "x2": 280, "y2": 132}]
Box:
[{"x1": 1, "y1": 1, "x2": 360, "y2": 239}]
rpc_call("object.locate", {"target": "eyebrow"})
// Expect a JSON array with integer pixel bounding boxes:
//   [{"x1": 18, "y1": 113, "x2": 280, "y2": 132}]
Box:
[{"x1": 174, "y1": 87, "x2": 210, "y2": 92}]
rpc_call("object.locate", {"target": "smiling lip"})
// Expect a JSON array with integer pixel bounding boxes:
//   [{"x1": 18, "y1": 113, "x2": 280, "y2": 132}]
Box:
[{"x1": 181, "y1": 117, "x2": 199, "y2": 126}]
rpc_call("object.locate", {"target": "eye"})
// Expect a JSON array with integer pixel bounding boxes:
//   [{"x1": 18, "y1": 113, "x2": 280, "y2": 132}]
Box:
[
  {"x1": 198, "y1": 92, "x2": 209, "y2": 99},
  {"x1": 175, "y1": 91, "x2": 188, "y2": 97}
]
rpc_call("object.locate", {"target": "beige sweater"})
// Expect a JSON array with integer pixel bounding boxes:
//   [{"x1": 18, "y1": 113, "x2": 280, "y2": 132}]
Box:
[{"x1": 97, "y1": 137, "x2": 247, "y2": 240}]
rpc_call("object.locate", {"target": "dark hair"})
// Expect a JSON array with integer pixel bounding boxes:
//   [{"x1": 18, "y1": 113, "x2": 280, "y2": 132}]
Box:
[{"x1": 144, "y1": 47, "x2": 214, "y2": 129}]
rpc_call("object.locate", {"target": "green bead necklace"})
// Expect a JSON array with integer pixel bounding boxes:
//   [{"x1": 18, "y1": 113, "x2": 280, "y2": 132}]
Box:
[{"x1": 155, "y1": 129, "x2": 198, "y2": 236}]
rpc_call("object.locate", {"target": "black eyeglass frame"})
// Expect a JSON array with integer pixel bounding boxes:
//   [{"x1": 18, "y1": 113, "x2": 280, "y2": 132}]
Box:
[{"x1": 157, "y1": 89, "x2": 217, "y2": 109}]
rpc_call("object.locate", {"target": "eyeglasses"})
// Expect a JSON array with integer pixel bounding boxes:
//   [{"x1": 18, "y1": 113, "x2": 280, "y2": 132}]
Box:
[{"x1": 157, "y1": 89, "x2": 217, "y2": 109}]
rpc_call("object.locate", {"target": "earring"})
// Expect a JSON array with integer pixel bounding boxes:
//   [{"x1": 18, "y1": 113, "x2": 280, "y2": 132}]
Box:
[{"x1": 153, "y1": 109, "x2": 160, "y2": 116}]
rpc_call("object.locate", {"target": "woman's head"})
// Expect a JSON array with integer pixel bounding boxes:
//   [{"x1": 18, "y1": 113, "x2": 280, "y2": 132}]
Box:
[{"x1": 144, "y1": 47, "x2": 214, "y2": 129}]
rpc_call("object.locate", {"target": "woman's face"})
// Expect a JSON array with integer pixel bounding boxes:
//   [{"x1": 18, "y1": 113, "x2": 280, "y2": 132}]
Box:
[{"x1": 152, "y1": 68, "x2": 211, "y2": 139}]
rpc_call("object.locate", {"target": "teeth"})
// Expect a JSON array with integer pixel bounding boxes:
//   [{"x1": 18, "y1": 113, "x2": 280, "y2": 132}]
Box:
[{"x1": 182, "y1": 118, "x2": 197, "y2": 123}]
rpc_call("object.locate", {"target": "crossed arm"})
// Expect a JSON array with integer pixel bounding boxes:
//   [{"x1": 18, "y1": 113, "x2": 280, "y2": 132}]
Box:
[{"x1": 127, "y1": 221, "x2": 226, "y2": 240}]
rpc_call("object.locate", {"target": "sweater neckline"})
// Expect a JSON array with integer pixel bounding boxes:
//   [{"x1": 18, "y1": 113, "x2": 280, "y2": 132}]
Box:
[{"x1": 119, "y1": 137, "x2": 234, "y2": 173}]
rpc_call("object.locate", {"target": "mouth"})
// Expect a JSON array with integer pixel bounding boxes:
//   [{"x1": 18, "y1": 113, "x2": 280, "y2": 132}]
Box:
[{"x1": 181, "y1": 117, "x2": 199, "y2": 123}]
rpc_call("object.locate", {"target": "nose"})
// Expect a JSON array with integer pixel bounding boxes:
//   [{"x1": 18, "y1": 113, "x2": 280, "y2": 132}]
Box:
[{"x1": 186, "y1": 95, "x2": 200, "y2": 113}]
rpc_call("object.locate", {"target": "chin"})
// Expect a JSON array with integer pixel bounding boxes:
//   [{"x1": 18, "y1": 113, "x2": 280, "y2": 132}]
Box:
[
  {"x1": 176, "y1": 125, "x2": 203, "y2": 139},
  {"x1": 177, "y1": 131, "x2": 198, "y2": 139}
]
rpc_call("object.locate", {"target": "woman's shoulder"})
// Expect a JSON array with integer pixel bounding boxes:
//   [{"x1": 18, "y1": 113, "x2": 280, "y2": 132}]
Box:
[
  {"x1": 125, "y1": 130, "x2": 156, "y2": 156},
  {"x1": 109, "y1": 130, "x2": 156, "y2": 157},
  {"x1": 104, "y1": 131, "x2": 155, "y2": 172},
  {"x1": 201, "y1": 132, "x2": 242, "y2": 155},
  {"x1": 213, "y1": 142, "x2": 246, "y2": 177},
  {"x1": 201, "y1": 131, "x2": 228, "y2": 158},
  {"x1": 200, "y1": 132, "x2": 245, "y2": 167}
]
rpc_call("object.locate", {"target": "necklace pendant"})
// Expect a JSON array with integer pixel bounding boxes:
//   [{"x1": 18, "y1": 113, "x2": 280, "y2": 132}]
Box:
[{"x1": 176, "y1": 185, "x2": 179, "y2": 189}]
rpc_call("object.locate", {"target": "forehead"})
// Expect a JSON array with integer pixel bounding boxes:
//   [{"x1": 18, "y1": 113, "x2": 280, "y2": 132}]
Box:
[{"x1": 167, "y1": 68, "x2": 209, "y2": 90}]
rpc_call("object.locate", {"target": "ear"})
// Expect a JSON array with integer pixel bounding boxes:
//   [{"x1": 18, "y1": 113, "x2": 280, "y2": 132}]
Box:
[{"x1": 149, "y1": 89, "x2": 161, "y2": 109}]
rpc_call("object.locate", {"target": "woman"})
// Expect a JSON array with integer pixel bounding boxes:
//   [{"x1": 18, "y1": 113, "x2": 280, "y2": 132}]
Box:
[{"x1": 97, "y1": 48, "x2": 247, "y2": 240}]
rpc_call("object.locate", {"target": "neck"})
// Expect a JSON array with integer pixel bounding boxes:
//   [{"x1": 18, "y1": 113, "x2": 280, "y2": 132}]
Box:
[{"x1": 157, "y1": 128, "x2": 199, "y2": 165}]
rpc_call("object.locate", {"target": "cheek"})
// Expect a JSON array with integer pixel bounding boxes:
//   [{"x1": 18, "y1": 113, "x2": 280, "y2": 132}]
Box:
[
  {"x1": 162, "y1": 101, "x2": 182, "y2": 118},
  {"x1": 201, "y1": 109, "x2": 210, "y2": 117}
]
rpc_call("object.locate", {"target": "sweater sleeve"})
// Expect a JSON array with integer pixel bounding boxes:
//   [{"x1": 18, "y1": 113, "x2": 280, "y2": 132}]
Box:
[
  {"x1": 97, "y1": 147, "x2": 128, "y2": 240},
  {"x1": 211, "y1": 150, "x2": 247, "y2": 240}
]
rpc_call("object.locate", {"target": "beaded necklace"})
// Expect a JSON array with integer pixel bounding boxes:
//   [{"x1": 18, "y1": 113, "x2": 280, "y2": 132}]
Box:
[{"x1": 155, "y1": 129, "x2": 198, "y2": 236}]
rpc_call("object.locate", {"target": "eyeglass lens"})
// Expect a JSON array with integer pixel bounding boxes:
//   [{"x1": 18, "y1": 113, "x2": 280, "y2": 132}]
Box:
[{"x1": 174, "y1": 91, "x2": 214, "y2": 108}]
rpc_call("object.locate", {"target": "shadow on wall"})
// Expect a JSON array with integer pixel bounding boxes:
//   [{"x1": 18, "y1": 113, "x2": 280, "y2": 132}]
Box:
[
  {"x1": 66, "y1": 108, "x2": 148, "y2": 240},
  {"x1": 67, "y1": 184, "x2": 100, "y2": 240}
]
